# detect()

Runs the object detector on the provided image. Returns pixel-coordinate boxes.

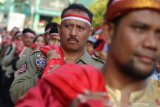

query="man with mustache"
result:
[10,3,104,103]
[15,0,160,107]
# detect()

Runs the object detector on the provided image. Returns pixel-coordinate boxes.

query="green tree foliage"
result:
[52,16,61,24]
[89,0,108,29]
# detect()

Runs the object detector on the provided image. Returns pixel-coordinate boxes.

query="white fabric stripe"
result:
[95,29,102,34]
[62,16,91,26]
[50,33,59,36]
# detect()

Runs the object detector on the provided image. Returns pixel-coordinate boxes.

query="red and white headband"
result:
[61,14,92,26]
[95,26,102,35]
[50,33,59,37]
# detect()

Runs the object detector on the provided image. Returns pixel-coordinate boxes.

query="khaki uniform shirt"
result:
[10,49,104,103]
[107,79,160,107]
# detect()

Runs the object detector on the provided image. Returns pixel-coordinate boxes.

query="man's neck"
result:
[102,63,147,92]
[61,48,84,63]
[102,59,148,106]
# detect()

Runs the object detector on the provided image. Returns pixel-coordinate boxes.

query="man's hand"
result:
[70,90,112,107]
[46,50,61,62]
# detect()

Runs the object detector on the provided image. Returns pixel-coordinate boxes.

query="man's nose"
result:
[70,27,78,37]
[143,32,157,51]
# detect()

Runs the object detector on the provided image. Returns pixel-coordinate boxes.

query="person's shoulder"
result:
[90,55,105,69]
[29,50,46,63]
[31,50,46,72]
[31,49,46,61]
[45,64,101,80]
[43,64,104,89]
[57,64,100,73]
[31,49,42,55]
[91,55,105,64]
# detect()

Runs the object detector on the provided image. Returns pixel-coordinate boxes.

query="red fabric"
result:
[62,14,91,22]
[95,39,105,51]
[40,45,64,77]
[30,43,37,49]
[40,45,55,55]
[16,64,107,107]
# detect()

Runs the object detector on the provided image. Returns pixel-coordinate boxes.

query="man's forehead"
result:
[62,19,87,25]
[126,10,160,22]
[119,10,160,30]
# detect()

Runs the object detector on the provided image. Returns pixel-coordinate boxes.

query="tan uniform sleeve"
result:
[9,51,46,103]
[16,48,33,69]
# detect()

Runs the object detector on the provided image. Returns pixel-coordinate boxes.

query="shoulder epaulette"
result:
[91,56,105,64]
[31,50,41,55]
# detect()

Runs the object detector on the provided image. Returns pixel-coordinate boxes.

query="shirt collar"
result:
[76,49,93,65]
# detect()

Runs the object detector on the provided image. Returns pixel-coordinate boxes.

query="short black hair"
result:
[45,22,58,34]
[61,3,93,23]
[14,31,22,38]
[22,28,36,36]
[14,31,20,36]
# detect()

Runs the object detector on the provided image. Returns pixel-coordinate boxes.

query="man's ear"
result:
[102,22,114,36]
[57,24,61,34]
[101,21,114,44]
[89,26,94,37]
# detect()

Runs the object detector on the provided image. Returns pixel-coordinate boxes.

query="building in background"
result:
[0,0,94,33]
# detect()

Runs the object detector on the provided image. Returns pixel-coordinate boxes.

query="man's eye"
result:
[77,26,85,31]
[132,26,146,32]
[64,24,74,30]
[156,31,160,40]
[131,23,149,33]
[63,24,70,28]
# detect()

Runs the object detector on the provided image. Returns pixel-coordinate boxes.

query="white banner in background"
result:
[7,13,26,31]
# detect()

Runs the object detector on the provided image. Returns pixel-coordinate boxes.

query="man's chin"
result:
[121,63,154,81]
[66,48,80,52]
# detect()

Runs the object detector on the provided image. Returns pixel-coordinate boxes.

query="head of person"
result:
[1,27,8,36]
[45,22,60,46]
[60,3,93,52]
[86,36,96,55]
[2,34,13,46]
[33,34,46,48]
[44,22,59,44]
[10,27,19,37]
[22,28,36,47]
[14,31,23,41]
[105,0,160,80]
[155,60,160,73]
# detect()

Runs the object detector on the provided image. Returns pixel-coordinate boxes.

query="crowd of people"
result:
[0,0,160,107]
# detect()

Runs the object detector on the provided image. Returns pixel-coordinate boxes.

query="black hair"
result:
[45,22,58,34]
[14,31,20,36]
[22,28,36,36]
[61,3,93,23]
[12,27,19,30]
[13,31,21,39]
